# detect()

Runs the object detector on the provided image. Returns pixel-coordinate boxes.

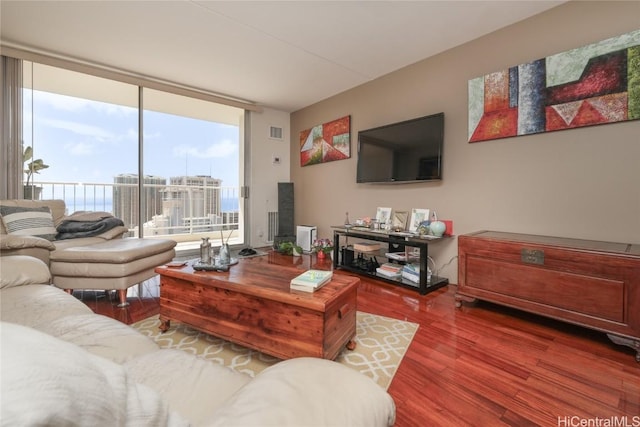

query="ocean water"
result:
[58,197,239,215]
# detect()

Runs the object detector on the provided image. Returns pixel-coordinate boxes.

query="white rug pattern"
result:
[132,311,418,389]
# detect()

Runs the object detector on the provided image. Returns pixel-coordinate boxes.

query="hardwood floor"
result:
[77,251,640,426]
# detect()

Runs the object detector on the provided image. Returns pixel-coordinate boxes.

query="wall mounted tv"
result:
[356,112,444,184]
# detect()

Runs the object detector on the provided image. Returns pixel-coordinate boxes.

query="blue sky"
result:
[24,90,240,188]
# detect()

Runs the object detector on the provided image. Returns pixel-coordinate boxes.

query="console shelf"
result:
[332,226,449,295]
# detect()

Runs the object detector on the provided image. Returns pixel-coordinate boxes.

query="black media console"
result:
[332,225,449,295]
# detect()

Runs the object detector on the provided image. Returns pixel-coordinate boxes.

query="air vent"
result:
[267,211,278,242]
[269,126,284,140]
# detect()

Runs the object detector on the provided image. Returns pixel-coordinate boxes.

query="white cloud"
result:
[64,142,93,156]
[173,139,237,159]
[43,118,114,141]
[34,90,135,117]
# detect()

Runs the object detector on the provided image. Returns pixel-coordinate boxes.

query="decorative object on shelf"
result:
[429,211,446,237]
[417,221,430,236]
[442,220,454,236]
[354,217,372,228]
[409,208,430,233]
[468,29,640,143]
[391,211,408,232]
[312,238,334,258]
[375,207,392,229]
[300,115,351,166]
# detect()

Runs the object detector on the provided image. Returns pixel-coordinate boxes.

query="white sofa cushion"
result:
[207,357,397,427]
[125,349,252,426]
[38,313,159,364]
[0,322,188,427]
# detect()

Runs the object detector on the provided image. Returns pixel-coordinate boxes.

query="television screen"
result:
[356,112,444,184]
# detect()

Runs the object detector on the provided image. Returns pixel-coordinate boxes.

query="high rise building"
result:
[113,174,166,229]
[161,175,222,233]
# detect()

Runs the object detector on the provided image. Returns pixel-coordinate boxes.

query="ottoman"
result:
[50,238,176,307]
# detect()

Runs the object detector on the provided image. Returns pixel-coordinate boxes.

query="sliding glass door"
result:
[141,89,244,245]
[22,62,138,213]
[21,61,245,246]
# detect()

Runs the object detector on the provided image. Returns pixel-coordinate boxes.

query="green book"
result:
[290,269,333,292]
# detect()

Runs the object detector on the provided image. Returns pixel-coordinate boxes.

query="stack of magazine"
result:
[376,263,403,279]
[401,264,432,284]
[290,269,333,292]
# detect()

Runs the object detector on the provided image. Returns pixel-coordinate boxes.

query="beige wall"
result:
[290,1,640,283]
[247,108,291,248]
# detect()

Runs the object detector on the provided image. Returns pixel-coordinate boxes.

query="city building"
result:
[112,174,165,230]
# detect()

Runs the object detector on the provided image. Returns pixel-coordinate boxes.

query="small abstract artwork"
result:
[300,115,350,166]
[468,29,640,143]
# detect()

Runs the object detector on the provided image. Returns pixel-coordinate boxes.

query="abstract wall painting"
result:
[300,115,350,166]
[468,29,640,143]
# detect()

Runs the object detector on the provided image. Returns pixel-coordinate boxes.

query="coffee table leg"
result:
[159,317,171,332]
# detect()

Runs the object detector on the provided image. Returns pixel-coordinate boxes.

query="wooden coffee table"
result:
[154,254,358,360]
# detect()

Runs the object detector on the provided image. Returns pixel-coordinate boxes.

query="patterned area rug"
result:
[132,311,418,390]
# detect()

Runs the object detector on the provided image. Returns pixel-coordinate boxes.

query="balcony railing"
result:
[29,180,242,243]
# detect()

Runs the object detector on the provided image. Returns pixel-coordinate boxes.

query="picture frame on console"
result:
[392,211,408,231]
[376,207,392,226]
[409,208,430,233]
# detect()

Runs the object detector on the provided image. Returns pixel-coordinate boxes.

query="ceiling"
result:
[0,1,565,112]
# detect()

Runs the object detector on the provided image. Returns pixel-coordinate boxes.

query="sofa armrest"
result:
[0,234,56,251]
[0,255,51,289]
[0,235,56,264]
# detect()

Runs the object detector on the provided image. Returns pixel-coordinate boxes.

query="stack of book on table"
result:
[376,262,403,279]
[290,269,333,292]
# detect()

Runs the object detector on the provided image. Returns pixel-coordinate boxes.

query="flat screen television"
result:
[356,112,444,184]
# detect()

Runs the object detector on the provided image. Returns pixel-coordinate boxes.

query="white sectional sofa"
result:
[0,255,396,426]
[0,199,176,306]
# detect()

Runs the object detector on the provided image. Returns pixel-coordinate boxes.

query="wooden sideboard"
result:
[456,231,640,361]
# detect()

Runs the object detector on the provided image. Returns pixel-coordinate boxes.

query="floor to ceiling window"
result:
[21,61,245,247]
[140,89,244,244]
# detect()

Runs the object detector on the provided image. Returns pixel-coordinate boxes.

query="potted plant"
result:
[312,238,334,259]
[23,146,49,200]
[278,241,304,256]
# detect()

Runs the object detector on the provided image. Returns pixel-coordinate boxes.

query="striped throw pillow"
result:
[0,206,57,241]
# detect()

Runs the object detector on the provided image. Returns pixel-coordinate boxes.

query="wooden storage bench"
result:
[456,231,640,361]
